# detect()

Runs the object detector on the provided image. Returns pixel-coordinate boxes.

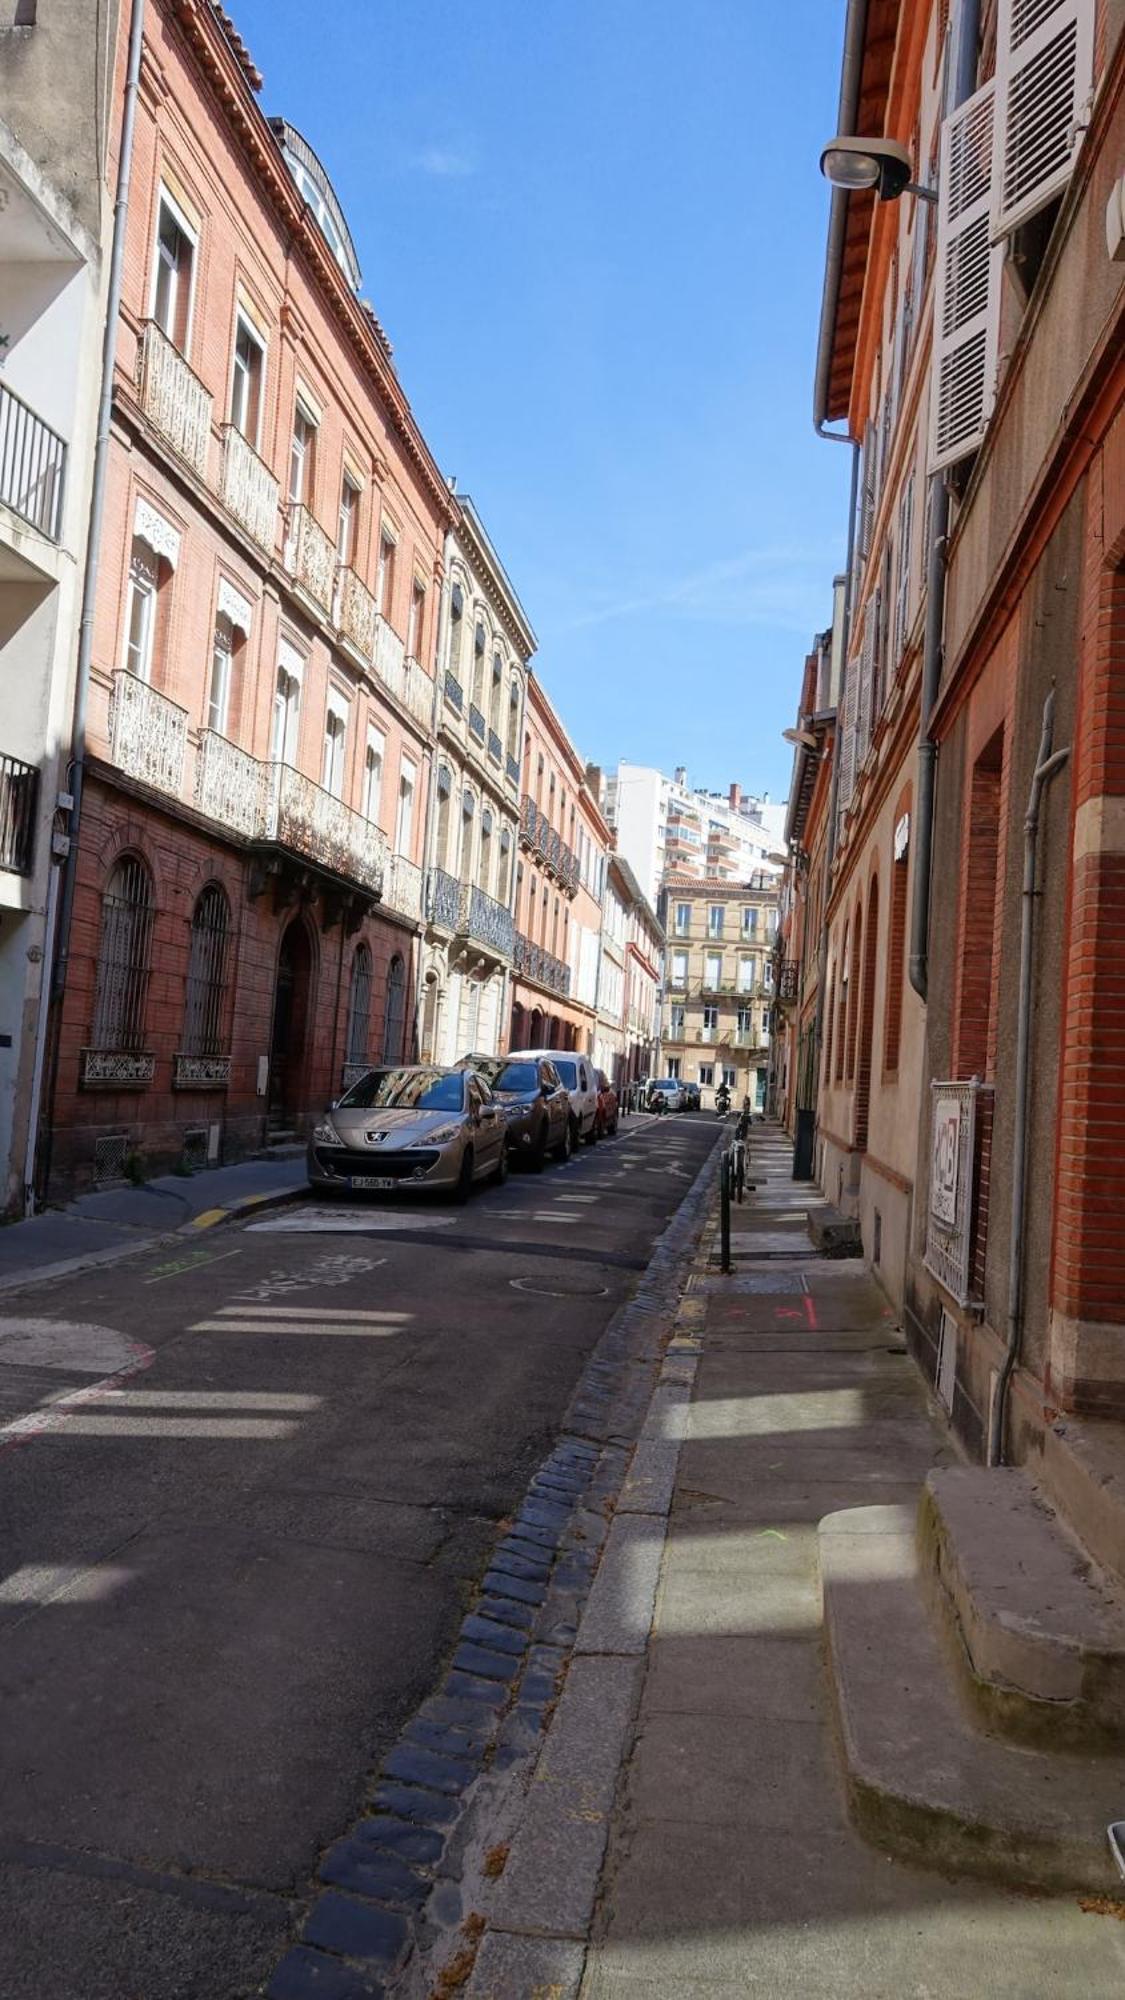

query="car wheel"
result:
[493,1144,509,1186]
[586,1113,600,1146]
[453,1146,474,1203]
[531,1121,549,1172]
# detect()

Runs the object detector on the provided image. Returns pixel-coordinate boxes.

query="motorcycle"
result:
[715,1086,731,1118]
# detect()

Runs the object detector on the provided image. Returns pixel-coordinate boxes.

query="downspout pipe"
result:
[988,690,1069,1467]
[908,0,982,999]
[35,0,146,1202]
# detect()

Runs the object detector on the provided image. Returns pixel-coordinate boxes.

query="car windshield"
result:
[335,1068,389,1108]
[461,1056,505,1085]
[373,1068,465,1113]
[491,1062,540,1093]
[553,1060,578,1088]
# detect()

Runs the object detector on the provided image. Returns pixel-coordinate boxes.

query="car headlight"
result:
[426,1124,463,1146]
[312,1119,343,1144]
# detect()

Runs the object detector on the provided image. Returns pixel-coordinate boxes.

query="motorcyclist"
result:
[715,1082,731,1117]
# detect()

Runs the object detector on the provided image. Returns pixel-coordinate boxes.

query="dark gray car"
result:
[457,1054,572,1168]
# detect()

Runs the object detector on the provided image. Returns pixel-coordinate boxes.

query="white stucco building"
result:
[605,762,785,907]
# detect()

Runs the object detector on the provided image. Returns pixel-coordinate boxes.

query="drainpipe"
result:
[909,0,981,999]
[988,689,1069,1467]
[32,0,145,1208]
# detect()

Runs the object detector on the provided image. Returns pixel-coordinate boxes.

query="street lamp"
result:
[819,136,937,204]
[783,727,820,751]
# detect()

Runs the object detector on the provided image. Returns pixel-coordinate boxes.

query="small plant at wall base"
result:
[122,1149,146,1186]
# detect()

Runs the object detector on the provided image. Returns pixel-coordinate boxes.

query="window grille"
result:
[183,884,231,1057]
[93,1133,129,1186]
[346,944,372,1066]
[91,857,154,1050]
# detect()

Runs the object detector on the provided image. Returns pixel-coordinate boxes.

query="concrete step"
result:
[1039,1415,1125,1591]
[920,1467,1125,1748]
[819,1506,1122,1892]
[807,1204,862,1257]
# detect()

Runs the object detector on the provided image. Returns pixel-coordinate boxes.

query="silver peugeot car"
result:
[308,1064,508,1199]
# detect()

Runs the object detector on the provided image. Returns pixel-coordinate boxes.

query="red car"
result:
[594,1069,620,1138]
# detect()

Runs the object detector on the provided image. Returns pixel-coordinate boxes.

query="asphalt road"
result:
[0,1111,719,2000]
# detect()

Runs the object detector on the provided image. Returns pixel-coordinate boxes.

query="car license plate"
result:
[349,1175,395,1191]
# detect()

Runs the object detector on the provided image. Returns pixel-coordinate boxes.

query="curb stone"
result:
[263,1124,724,2000]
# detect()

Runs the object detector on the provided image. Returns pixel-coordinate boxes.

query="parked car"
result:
[647,1077,685,1114]
[511,1048,600,1144]
[681,1081,702,1111]
[308,1064,508,1199]
[594,1069,620,1137]
[456,1054,572,1167]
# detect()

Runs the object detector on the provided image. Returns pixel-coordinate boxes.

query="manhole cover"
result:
[510,1276,609,1300]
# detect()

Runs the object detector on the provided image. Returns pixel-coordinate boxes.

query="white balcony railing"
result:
[374,614,406,701]
[337,565,377,660]
[262,763,387,894]
[402,656,435,732]
[286,504,336,615]
[138,321,212,480]
[384,851,423,923]
[194,728,262,839]
[220,425,279,553]
[109,670,188,798]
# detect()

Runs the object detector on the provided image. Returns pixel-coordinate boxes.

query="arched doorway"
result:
[510,1000,526,1050]
[269,919,313,1129]
[383,952,407,1063]
[421,972,441,1065]
[529,1006,545,1046]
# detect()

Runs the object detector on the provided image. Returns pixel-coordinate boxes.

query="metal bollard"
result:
[720,1150,732,1273]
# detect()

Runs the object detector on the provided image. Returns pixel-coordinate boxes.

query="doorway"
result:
[269,920,312,1130]
[383,952,407,1064]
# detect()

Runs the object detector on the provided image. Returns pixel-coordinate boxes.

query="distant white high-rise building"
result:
[603,764,785,906]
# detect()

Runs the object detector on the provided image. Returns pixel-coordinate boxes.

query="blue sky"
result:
[232,0,852,802]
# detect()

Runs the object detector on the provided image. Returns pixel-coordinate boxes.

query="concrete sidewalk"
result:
[0,1155,305,1293]
[572,1126,1125,1998]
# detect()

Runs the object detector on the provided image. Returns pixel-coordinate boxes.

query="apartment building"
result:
[594,852,664,1087]
[418,498,531,1067]
[510,678,610,1054]
[606,761,785,906]
[0,1,118,1215]
[660,875,777,1109]
[45,0,454,1190]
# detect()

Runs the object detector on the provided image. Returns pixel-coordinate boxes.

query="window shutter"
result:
[855,600,876,769]
[992,0,1094,239]
[895,474,914,658]
[837,642,860,826]
[929,80,1003,472]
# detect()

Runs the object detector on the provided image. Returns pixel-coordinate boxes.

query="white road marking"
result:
[0,1317,155,1450]
[86,1389,321,1411]
[0,1563,132,1606]
[248,1208,456,1233]
[218,1306,404,1322]
[234,1253,382,1300]
[54,1414,301,1439]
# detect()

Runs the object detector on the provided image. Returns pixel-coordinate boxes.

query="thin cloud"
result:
[412,145,476,178]
[568,544,841,635]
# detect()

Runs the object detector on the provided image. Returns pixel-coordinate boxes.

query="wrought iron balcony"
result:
[444,671,463,714]
[506,752,521,789]
[462,883,515,958]
[194,729,263,839]
[0,753,39,875]
[337,564,377,660]
[375,613,405,695]
[402,657,435,732]
[778,958,800,1002]
[520,791,537,846]
[513,930,571,997]
[285,504,336,615]
[138,321,211,480]
[385,851,423,923]
[488,729,503,767]
[0,382,65,540]
[109,670,188,798]
[220,424,278,552]
[469,703,486,743]
[261,762,386,893]
[536,807,551,859]
[427,865,463,930]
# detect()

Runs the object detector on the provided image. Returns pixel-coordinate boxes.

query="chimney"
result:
[729,782,741,811]
[585,762,603,805]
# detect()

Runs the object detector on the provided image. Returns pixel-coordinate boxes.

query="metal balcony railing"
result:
[220,424,278,552]
[109,670,188,799]
[401,658,435,732]
[488,729,503,767]
[463,884,515,957]
[0,382,65,540]
[337,564,377,659]
[469,703,486,743]
[778,959,800,1002]
[514,930,571,997]
[285,504,336,615]
[193,729,386,892]
[194,729,262,839]
[506,752,521,788]
[427,865,463,930]
[0,753,39,874]
[444,670,463,714]
[138,321,211,479]
[384,852,423,923]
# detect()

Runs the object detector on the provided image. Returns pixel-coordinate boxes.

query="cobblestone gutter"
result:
[264,1131,725,2000]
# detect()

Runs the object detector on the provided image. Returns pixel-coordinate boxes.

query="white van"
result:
[510,1047,600,1145]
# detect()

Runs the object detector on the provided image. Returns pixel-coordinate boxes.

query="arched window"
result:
[436,764,453,868]
[383,952,406,1063]
[490,651,503,731]
[508,680,521,758]
[447,583,464,682]
[346,942,372,1067]
[92,855,154,1051]
[460,787,475,876]
[479,806,493,893]
[472,620,487,711]
[498,826,512,905]
[183,882,231,1057]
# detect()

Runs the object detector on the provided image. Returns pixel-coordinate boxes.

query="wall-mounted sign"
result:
[931,1094,961,1227]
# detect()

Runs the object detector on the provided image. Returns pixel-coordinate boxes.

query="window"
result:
[703,1004,718,1035]
[742,907,758,936]
[289,401,317,507]
[704,950,722,990]
[738,955,755,992]
[666,1057,681,1079]
[671,949,689,987]
[669,1003,685,1036]
[761,1010,770,1042]
[123,539,159,682]
[762,959,773,991]
[674,902,690,935]
[346,944,372,1067]
[151,191,195,351]
[737,1005,752,1035]
[699,1063,715,1087]
[337,473,360,566]
[459,787,476,876]
[271,652,302,763]
[490,652,503,731]
[407,581,424,660]
[91,856,153,1051]
[708,904,724,937]
[448,584,464,677]
[722,1065,737,1089]
[382,952,406,1063]
[498,827,512,904]
[507,680,520,757]
[479,806,493,892]
[377,530,396,617]
[396,755,417,857]
[363,727,385,824]
[229,313,264,443]
[321,691,349,798]
[183,883,231,1057]
[207,613,234,734]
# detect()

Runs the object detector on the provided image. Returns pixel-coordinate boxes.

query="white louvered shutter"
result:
[992,0,1094,240]
[837,648,860,825]
[929,81,1003,472]
[855,600,876,769]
